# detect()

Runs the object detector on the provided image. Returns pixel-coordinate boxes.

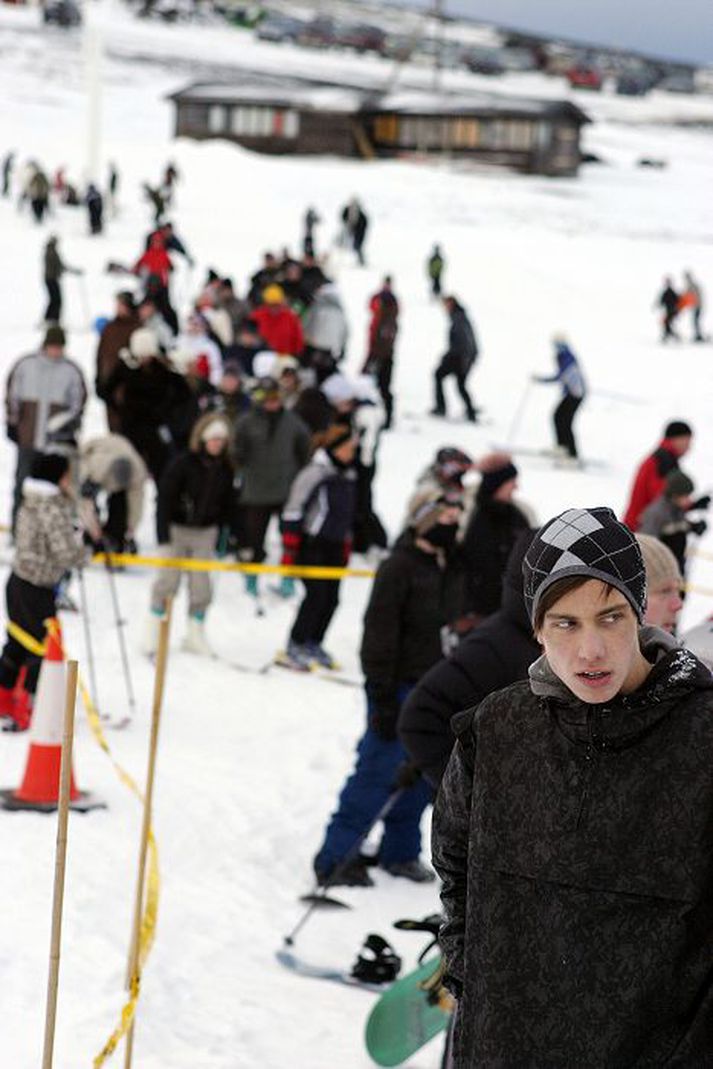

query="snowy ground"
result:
[1,5,713,1067]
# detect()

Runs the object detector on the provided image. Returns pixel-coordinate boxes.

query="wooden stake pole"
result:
[41,660,79,1069]
[123,604,172,1069]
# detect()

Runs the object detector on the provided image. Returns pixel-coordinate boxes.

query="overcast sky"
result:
[397,1,713,66]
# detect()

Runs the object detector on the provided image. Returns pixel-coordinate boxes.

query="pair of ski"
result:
[226,653,363,689]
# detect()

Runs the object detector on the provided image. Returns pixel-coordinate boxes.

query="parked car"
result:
[336,22,386,54]
[616,72,654,96]
[42,0,81,27]
[566,66,603,91]
[256,14,305,43]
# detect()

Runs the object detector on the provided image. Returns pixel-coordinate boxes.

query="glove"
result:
[393,762,421,789]
[688,519,707,536]
[279,576,295,598]
[692,495,711,511]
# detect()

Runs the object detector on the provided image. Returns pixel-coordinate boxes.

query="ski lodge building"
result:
[169,82,590,177]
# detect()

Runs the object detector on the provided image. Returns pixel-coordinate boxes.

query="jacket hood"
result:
[528,625,713,747]
[188,411,231,453]
[22,477,61,499]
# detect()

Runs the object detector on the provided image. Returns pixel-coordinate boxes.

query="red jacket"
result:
[623,439,681,531]
[135,244,172,287]
[250,305,304,356]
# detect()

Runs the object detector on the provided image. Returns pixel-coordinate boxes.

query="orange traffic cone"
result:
[0,619,104,813]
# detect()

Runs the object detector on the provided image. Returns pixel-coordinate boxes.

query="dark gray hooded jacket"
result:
[432,628,713,1067]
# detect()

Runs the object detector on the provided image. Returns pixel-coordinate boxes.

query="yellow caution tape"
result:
[93,551,374,579]
[79,678,160,1067]
[6,620,46,657]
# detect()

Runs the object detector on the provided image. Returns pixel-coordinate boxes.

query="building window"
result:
[283,110,300,138]
[180,103,209,129]
[451,118,480,148]
[209,105,226,133]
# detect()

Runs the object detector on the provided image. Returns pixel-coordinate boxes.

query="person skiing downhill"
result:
[431,297,479,423]
[531,334,586,462]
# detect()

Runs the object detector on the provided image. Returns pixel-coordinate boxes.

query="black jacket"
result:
[432,630,713,1067]
[447,306,478,374]
[399,532,539,787]
[360,532,463,704]
[460,494,530,617]
[101,358,191,435]
[157,449,234,543]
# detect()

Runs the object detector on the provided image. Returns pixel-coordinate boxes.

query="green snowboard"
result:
[365,955,453,1066]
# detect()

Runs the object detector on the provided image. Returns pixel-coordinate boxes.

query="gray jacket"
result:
[233,407,311,506]
[303,284,349,357]
[6,351,87,450]
[14,479,87,587]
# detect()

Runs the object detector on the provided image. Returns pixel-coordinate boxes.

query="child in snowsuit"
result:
[0,453,87,731]
[279,425,358,670]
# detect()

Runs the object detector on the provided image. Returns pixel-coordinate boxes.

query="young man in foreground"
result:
[432,506,713,1067]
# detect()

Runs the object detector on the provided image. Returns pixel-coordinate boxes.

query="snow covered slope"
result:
[0,5,712,1067]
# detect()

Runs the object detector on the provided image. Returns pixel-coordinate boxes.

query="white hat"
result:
[129,328,159,359]
[252,351,280,379]
[322,373,355,406]
[200,418,230,442]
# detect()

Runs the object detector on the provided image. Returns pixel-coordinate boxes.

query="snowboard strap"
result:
[351,934,402,985]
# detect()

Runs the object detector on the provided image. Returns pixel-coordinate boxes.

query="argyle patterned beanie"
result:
[523,506,647,624]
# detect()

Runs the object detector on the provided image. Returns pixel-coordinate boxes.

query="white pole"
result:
[84,8,102,183]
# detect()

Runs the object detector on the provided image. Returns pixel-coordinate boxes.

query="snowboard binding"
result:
[351,934,402,985]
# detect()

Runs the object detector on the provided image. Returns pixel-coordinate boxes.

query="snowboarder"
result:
[313,489,464,886]
[623,419,693,532]
[638,470,709,578]
[433,506,713,1065]
[531,334,586,462]
[431,296,479,423]
[0,453,88,732]
[427,244,444,298]
[364,276,399,429]
[42,234,82,325]
[656,276,680,342]
[5,325,87,527]
[85,181,104,235]
[278,425,358,670]
[144,413,235,657]
[340,197,369,266]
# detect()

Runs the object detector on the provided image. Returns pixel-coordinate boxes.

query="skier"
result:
[27,164,50,223]
[680,270,705,342]
[340,197,369,266]
[363,276,399,429]
[278,425,358,670]
[656,276,680,342]
[79,434,148,554]
[85,182,104,235]
[0,453,88,732]
[427,244,444,298]
[302,281,349,383]
[432,506,713,1065]
[638,470,709,578]
[531,334,586,462]
[622,419,693,531]
[431,296,479,423]
[233,376,311,602]
[313,489,464,887]
[460,454,530,620]
[143,182,165,226]
[5,325,87,527]
[107,160,119,215]
[42,235,82,325]
[144,413,235,656]
[95,291,139,431]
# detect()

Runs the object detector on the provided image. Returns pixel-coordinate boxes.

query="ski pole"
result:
[105,552,137,719]
[283,787,405,948]
[505,378,532,446]
[77,567,100,714]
